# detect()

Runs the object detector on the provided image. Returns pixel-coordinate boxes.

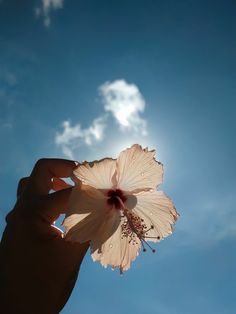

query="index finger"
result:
[28,158,78,195]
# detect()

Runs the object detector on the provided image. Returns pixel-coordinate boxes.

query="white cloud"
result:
[55,79,148,158]
[55,116,107,159]
[100,79,147,136]
[35,0,64,27]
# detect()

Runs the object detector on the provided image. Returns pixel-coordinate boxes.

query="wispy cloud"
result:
[35,0,64,27]
[55,116,107,159]
[55,79,148,158]
[100,79,147,136]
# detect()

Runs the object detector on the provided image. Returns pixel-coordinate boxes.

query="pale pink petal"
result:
[126,191,179,242]
[90,209,121,254]
[116,144,163,192]
[73,158,116,189]
[63,185,108,243]
[64,144,179,272]
[91,213,141,271]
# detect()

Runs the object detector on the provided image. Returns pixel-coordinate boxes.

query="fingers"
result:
[39,187,73,223]
[52,178,73,191]
[28,159,78,195]
[17,177,29,197]
[14,159,78,225]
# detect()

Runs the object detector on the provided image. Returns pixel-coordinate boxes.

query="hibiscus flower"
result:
[63,144,179,273]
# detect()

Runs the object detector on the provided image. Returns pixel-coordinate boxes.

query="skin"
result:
[0,159,89,314]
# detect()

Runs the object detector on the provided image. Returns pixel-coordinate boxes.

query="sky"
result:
[0,0,235,313]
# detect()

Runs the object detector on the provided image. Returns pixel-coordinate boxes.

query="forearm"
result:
[0,222,81,314]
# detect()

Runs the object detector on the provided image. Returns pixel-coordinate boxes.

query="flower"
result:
[63,144,179,272]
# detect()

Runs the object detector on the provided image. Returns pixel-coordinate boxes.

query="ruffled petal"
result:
[64,144,179,272]
[116,144,163,192]
[126,191,179,242]
[91,212,141,271]
[63,185,108,243]
[73,158,116,189]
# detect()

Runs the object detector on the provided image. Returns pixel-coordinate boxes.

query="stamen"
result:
[145,236,161,240]
[141,238,156,253]
[142,225,154,234]
[117,196,158,254]
[140,240,147,252]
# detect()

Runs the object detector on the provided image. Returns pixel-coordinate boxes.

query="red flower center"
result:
[107,189,127,209]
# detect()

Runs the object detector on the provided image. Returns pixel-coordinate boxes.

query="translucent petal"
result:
[90,209,121,254]
[116,144,163,192]
[63,185,108,243]
[91,213,141,271]
[126,190,179,242]
[73,158,116,189]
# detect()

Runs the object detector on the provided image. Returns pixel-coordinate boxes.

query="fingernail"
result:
[73,161,79,167]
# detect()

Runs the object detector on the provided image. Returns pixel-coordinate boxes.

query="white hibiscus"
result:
[63,144,179,272]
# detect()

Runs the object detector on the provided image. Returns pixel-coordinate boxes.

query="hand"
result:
[0,159,89,314]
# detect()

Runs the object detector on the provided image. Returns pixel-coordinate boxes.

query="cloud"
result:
[100,79,147,136]
[35,0,64,27]
[55,116,107,159]
[55,79,148,158]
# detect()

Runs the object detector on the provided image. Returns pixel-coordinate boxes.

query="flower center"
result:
[107,189,127,210]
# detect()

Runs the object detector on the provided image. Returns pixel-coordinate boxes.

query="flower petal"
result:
[73,158,116,189]
[63,185,108,243]
[91,213,141,271]
[126,191,179,242]
[116,144,163,192]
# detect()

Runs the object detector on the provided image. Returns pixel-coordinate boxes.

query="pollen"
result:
[121,211,158,252]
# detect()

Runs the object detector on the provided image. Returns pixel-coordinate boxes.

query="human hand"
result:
[0,159,89,314]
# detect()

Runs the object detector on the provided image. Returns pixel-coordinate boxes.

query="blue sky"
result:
[0,0,235,313]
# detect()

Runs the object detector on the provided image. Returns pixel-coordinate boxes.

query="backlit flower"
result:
[63,144,179,272]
